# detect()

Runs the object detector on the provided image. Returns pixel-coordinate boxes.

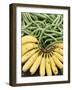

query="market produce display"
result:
[21,12,63,76]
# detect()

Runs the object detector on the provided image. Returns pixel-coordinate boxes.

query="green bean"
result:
[46,42,55,48]
[35,21,44,25]
[25,12,33,22]
[46,41,61,48]
[31,28,42,35]
[39,28,46,45]
[53,15,61,29]
[57,26,63,32]
[56,37,63,40]
[48,34,57,41]
[22,30,29,35]
[49,14,56,20]
[22,13,30,24]
[58,16,63,26]
[45,29,62,35]
[22,28,31,33]
[28,26,37,30]
[44,38,52,44]
[22,23,32,30]
[21,12,63,48]
[30,13,38,21]
[44,33,57,41]
[35,31,41,38]
[44,24,51,30]
[32,13,46,19]
[42,35,48,39]
[52,15,60,24]
[43,14,53,22]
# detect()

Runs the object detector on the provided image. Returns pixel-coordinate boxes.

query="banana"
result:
[22,51,39,72]
[30,54,42,75]
[22,35,38,44]
[53,52,63,62]
[21,43,38,56]
[49,55,58,75]
[46,55,52,76]
[54,48,63,56]
[40,55,45,76]
[52,54,63,69]
[22,49,38,63]
[54,43,63,49]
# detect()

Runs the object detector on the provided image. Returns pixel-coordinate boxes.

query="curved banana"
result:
[22,51,39,72]
[55,43,63,49]
[46,55,52,76]
[22,49,38,63]
[53,52,63,63]
[22,43,38,56]
[54,48,63,56]
[52,54,63,69]
[22,35,38,44]
[30,54,42,75]
[49,55,58,75]
[40,55,45,76]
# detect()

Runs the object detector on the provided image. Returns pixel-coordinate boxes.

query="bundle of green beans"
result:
[21,12,63,49]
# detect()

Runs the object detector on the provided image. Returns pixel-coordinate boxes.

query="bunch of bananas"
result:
[22,35,63,76]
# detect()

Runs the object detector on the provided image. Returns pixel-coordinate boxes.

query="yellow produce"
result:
[21,35,63,76]
[21,43,38,56]
[55,43,63,49]
[22,35,38,44]
[30,54,42,75]
[53,52,63,62]
[40,55,45,76]
[46,55,52,76]
[49,55,58,75]
[52,54,63,69]
[22,49,38,63]
[22,51,39,72]
[54,48,63,56]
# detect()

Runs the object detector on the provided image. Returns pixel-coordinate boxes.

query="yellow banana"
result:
[52,54,63,69]
[22,35,38,44]
[53,52,63,62]
[49,55,58,75]
[22,49,38,63]
[55,43,63,49]
[22,51,39,72]
[30,54,42,75]
[46,55,52,76]
[21,43,38,56]
[40,55,45,76]
[54,48,63,56]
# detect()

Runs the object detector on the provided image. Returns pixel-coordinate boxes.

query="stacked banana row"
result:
[21,35,63,76]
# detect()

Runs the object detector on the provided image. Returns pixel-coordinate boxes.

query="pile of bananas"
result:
[22,35,63,76]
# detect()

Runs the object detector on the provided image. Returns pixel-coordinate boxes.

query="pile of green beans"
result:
[21,12,63,48]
